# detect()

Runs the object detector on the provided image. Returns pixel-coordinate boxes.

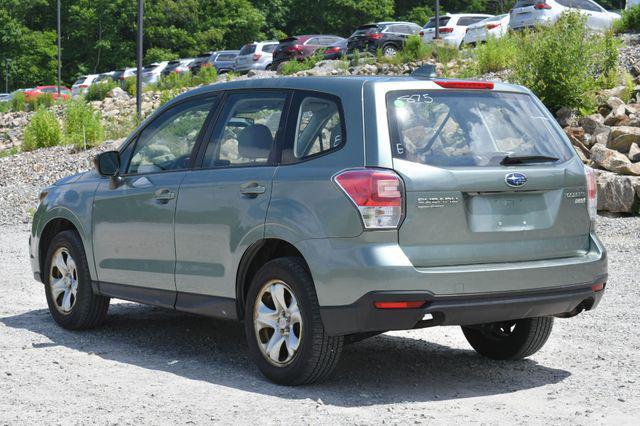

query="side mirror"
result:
[94,151,121,177]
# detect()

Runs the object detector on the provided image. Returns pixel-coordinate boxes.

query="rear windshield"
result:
[514,1,536,7]
[216,53,237,61]
[74,77,87,85]
[351,25,380,36]
[386,91,573,167]
[262,43,277,53]
[424,17,451,28]
[240,44,256,55]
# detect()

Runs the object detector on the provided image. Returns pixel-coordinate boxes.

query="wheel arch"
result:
[38,216,85,281]
[235,238,310,319]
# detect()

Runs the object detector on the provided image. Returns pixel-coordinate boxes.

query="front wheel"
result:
[244,257,343,385]
[461,317,554,360]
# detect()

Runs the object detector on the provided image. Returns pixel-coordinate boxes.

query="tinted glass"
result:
[240,44,256,55]
[74,77,87,85]
[424,17,451,28]
[290,96,343,160]
[262,43,277,53]
[216,53,237,61]
[458,17,487,26]
[351,26,380,36]
[127,97,215,174]
[203,93,286,167]
[557,0,601,11]
[514,0,536,7]
[387,91,572,167]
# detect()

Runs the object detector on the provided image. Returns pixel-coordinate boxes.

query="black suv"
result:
[347,21,422,57]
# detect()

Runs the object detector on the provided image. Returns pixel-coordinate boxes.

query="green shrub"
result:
[123,76,137,97]
[472,34,518,74]
[10,92,26,112]
[26,93,55,111]
[22,109,62,151]
[279,54,323,75]
[0,101,9,113]
[63,100,104,149]
[194,65,218,85]
[398,34,431,62]
[152,72,193,91]
[512,12,618,112]
[159,89,180,106]
[86,80,118,101]
[613,5,640,34]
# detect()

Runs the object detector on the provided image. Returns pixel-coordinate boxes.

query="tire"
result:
[462,317,554,360]
[244,257,343,385]
[44,230,110,330]
[381,44,398,57]
[265,64,272,71]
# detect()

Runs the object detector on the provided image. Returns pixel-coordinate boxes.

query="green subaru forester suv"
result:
[29,76,607,385]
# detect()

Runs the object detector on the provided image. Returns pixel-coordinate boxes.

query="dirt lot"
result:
[1,218,639,425]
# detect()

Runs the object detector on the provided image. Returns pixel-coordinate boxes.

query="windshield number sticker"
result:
[396,94,434,105]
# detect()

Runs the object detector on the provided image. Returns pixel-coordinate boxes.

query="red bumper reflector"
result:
[591,283,605,292]
[374,301,425,309]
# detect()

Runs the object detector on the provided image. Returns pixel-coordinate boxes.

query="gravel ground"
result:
[0,216,638,424]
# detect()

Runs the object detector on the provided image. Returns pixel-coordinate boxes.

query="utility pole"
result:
[136,0,143,121]
[57,0,61,95]
[435,0,440,40]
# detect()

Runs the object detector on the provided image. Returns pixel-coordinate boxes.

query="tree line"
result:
[0,0,625,89]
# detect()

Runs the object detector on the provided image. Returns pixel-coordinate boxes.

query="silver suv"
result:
[234,41,279,73]
[29,76,607,385]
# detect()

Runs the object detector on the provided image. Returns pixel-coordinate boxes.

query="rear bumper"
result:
[320,281,606,336]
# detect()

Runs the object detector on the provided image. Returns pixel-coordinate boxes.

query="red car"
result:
[24,86,72,101]
[272,35,345,70]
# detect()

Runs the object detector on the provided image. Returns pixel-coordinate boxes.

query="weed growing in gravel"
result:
[124,77,137,97]
[279,54,324,75]
[0,101,9,113]
[86,81,118,102]
[194,66,219,85]
[469,34,518,75]
[613,5,640,34]
[63,100,105,149]
[0,147,19,157]
[10,92,26,112]
[22,109,62,151]
[152,72,192,91]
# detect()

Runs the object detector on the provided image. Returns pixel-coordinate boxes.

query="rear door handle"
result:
[240,182,266,197]
[154,188,176,203]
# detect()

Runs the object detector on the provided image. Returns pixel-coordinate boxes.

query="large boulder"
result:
[107,87,130,100]
[629,143,640,162]
[603,104,629,126]
[578,114,605,134]
[556,107,577,127]
[595,170,639,213]
[608,126,640,152]
[606,96,625,110]
[591,144,640,175]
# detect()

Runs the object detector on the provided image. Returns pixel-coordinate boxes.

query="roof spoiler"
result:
[410,64,437,79]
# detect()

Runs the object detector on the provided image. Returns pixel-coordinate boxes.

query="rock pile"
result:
[558,90,640,213]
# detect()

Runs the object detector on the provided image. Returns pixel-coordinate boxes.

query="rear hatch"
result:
[510,1,544,29]
[237,44,256,66]
[273,37,299,62]
[385,87,590,268]
[421,17,452,40]
[348,24,380,51]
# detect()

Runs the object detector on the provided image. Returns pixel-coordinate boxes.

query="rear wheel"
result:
[244,257,343,385]
[381,44,398,57]
[461,317,554,360]
[44,230,110,330]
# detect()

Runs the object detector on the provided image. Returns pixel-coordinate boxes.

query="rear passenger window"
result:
[284,95,344,162]
[203,92,287,167]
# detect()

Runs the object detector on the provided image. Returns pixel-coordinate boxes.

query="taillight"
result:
[367,33,383,40]
[534,1,552,9]
[78,84,88,88]
[324,46,340,54]
[486,23,501,29]
[286,44,303,53]
[334,168,404,229]
[419,30,424,36]
[374,301,425,309]
[252,53,262,61]
[585,166,597,224]
[435,80,494,89]
[439,27,454,33]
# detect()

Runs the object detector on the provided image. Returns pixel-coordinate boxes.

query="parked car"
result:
[162,58,195,77]
[0,93,9,102]
[234,42,279,73]
[140,62,170,86]
[194,51,240,74]
[24,86,71,101]
[94,71,117,84]
[323,39,348,60]
[71,74,100,97]
[112,68,137,89]
[509,0,620,31]
[463,14,510,46]
[31,75,607,385]
[272,35,345,69]
[420,14,493,48]
[347,22,422,57]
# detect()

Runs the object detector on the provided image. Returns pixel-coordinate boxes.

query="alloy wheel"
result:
[49,247,78,315]
[253,280,303,366]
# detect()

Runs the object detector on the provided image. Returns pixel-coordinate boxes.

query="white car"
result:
[420,14,494,48]
[234,41,279,73]
[71,74,100,97]
[509,0,620,32]
[141,61,170,86]
[463,14,510,45]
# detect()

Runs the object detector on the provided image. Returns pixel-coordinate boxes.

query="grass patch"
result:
[0,146,19,158]
[22,109,62,151]
[63,100,105,149]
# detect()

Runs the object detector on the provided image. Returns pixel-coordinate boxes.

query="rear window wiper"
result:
[500,155,559,165]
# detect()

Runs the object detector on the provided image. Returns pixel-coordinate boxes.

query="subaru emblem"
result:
[505,172,527,188]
